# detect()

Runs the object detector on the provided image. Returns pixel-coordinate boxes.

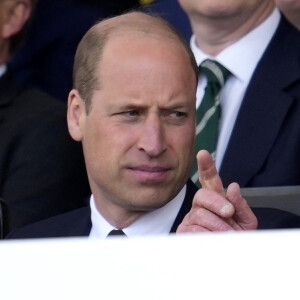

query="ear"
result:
[2,0,31,39]
[67,89,86,142]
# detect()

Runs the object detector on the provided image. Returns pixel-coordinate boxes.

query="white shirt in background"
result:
[191,8,281,171]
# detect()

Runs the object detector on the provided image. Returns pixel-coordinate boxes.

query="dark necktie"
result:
[107,229,127,237]
[191,59,231,186]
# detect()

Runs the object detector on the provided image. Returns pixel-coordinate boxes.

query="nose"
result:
[137,115,167,158]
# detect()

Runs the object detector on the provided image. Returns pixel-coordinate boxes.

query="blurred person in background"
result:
[177,0,300,188]
[0,0,90,236]
[9,0,146,101]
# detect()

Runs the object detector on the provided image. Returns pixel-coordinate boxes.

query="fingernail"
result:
[220,203,234,217]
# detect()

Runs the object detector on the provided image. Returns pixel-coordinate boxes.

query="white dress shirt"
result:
[191,8,281,171]
[89,185,186,238]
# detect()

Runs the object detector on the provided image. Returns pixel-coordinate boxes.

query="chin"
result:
[128,201,169,212]
[124,192,172,212]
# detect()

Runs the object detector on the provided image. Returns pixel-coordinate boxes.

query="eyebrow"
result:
[108,99,194,109]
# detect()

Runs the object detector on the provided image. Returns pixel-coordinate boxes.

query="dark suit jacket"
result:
[6,180,300,239]
[142,0,192,41]
[220,17,300,187]
[0,71,90,234]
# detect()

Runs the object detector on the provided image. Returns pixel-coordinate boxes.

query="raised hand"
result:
[177,150,258,233]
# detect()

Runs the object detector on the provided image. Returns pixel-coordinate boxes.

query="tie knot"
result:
[200,59,231,88]
[107,229,127,237]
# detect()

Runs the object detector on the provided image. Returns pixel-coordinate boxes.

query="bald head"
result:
[73,11,198,113]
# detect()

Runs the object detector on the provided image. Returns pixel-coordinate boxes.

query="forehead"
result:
[104,29,186,58]
[97,30,195,84]
[90,31,196,111]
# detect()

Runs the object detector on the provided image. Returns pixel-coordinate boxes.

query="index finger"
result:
[197,150,225,196]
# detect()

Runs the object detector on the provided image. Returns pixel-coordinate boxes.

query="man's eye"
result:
[126,110,139,117]
[171,111,187,118]
[116,110,139,118]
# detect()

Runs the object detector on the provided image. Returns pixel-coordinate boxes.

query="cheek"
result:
[82,120,109,166]
[168,126,195,158]
[84,122,138,163]
[182,130,196,164]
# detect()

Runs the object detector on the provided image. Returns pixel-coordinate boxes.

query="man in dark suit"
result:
[177,0,300,188]
[7,11,300,240]
[0,0,90,235]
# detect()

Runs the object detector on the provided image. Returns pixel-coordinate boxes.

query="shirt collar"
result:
[0,64,7,78]
[191,8,281,83]
[89,185,187,239]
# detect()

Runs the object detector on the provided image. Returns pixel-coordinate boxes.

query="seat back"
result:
[241,185,300,216]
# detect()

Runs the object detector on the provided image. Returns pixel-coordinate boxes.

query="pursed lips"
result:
[127,165,172,181]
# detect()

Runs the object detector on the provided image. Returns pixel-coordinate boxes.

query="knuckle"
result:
[215,221,232,231]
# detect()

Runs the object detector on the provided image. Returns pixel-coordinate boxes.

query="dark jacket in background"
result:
[0,71,90,235]
[219,17,300,188]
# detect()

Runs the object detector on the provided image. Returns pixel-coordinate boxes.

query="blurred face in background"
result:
[0,0,8,59]
[0,0,31,62]
[177,0,274,19]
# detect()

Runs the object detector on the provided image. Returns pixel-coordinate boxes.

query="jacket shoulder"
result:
[6,207,91,239]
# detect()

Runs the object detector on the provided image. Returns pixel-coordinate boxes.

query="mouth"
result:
[127,165,172,182]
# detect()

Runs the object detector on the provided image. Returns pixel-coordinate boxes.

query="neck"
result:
[93,196,147,229]
[0,41,9,65]
[101,206,146,229]
[190,2,275,56]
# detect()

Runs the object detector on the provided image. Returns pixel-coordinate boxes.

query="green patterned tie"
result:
[191,60,231,186]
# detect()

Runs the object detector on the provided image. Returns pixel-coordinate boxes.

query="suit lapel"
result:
[62,206,92,237]
[170,180,198,233]
[220,17,300,187]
